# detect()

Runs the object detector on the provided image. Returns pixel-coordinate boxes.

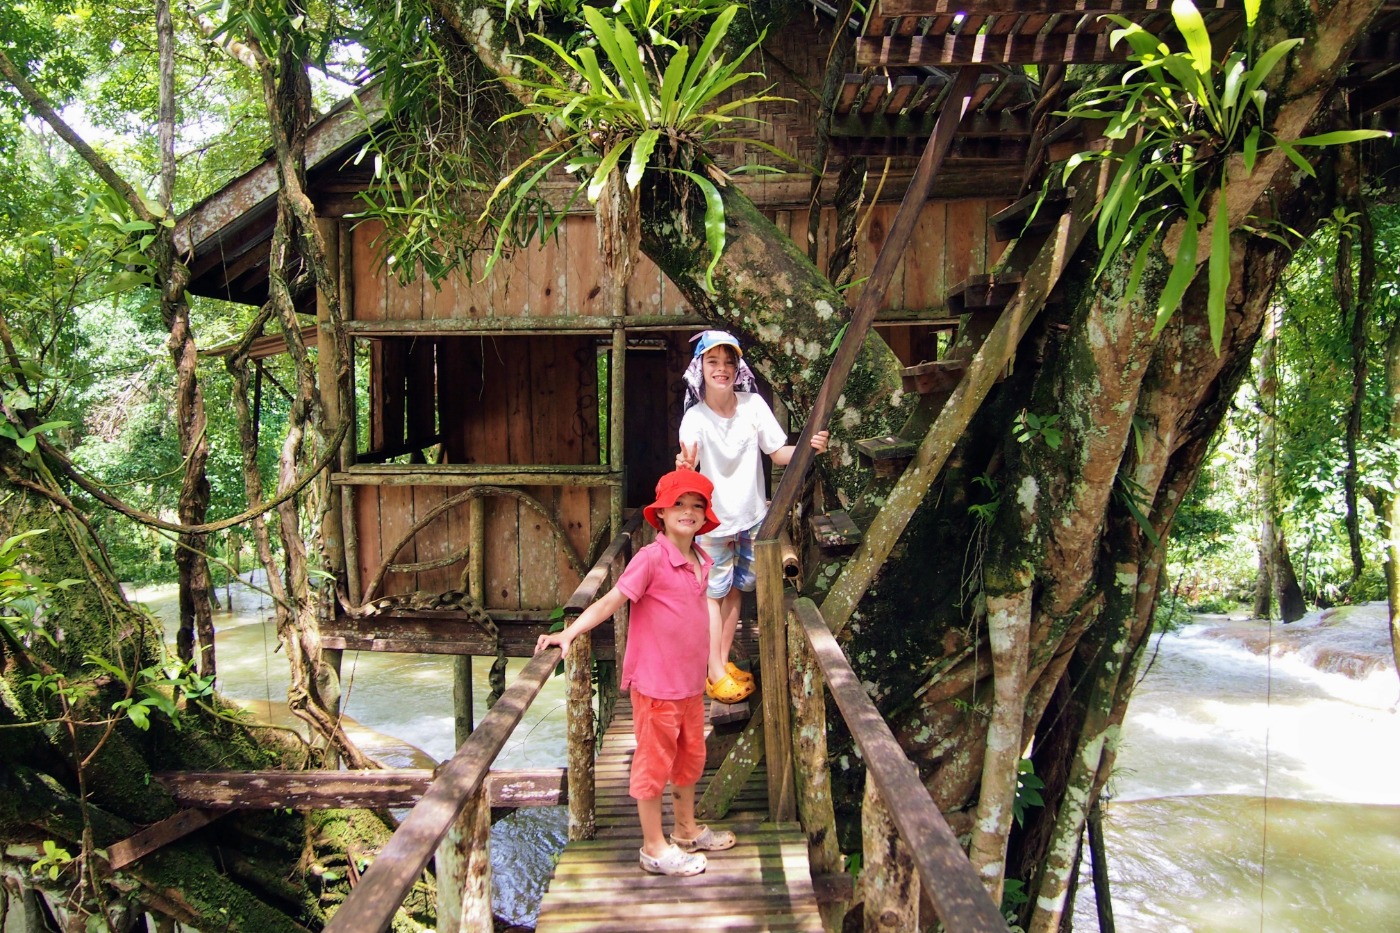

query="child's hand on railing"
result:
[811,430,830,454]
[535,629,573,655]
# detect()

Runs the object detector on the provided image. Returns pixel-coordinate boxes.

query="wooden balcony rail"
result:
[322,650,558,933]
[791,597,1010,933]
[562,510,644,840]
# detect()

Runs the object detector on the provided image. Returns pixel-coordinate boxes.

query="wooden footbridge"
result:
[152,0,1400,923]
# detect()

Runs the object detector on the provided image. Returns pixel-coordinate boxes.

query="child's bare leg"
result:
[718,587,742,663]
[641,790,672,857]
[638,795,669,857]
[707,596,728,683]
[671,783,699,841]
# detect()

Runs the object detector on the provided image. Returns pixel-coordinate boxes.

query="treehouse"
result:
[175,14,1052,660]
[151,3,1400,931]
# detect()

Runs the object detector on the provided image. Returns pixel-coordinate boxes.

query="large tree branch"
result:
[0,49,156,223]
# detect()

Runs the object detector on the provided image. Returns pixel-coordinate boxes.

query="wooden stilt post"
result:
[566,629,596,840]
[454,496,486,747]
[755,538,794,821]
[315,215,346,766]
[862,772,920,933]
[789,612,844,933]
[434,785,492,932]
[609,325,626,534]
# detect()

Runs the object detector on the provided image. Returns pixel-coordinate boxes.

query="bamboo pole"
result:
[609,325,626,535]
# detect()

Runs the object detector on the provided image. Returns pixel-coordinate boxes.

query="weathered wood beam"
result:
[818,161,1110,635]
[697,705,765,821]
[756,542,795,822]
[106,809,223,871]
[793,599,1009,932]
[344,315,701,335]
[154,769,568,810]
[758,65,984,540]
[321,614,616,659]
[331,465,621,488]
[324,650,557,933]
[829,110,1031,141]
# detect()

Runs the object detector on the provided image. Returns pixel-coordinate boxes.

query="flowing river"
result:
[128,582,1400,931]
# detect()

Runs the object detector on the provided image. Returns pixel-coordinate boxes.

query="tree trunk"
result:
[1258,305,1308,621]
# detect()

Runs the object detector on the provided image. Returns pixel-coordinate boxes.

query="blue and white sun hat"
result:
[684,330,757,408]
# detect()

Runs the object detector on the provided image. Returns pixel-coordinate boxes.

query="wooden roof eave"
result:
[174,82,388,263]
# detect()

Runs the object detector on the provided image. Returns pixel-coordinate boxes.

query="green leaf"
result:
[1243,125,1261,174]
[825,321,849,357]
[1291,129,1394,147]
[1171,0,1213,73]
[1206,202,1230,355]
[1153,215,1200,336]
[587,141,632,203]
[626,129,661,191]
[672,169,727,294]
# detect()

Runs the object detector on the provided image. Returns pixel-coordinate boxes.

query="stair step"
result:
[901,359,966,395]
[947,273,1024,313]
[809,511,862,555]
[990,186,1074,241]
[854,435,918,478]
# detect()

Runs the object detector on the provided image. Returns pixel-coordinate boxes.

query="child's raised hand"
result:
[675,441,699,471]
[810,430,830,454]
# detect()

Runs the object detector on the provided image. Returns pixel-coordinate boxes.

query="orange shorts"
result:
[628,689,706,799]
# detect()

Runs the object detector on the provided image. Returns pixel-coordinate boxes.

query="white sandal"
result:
[670,824,737,853]
[639,843,707,876]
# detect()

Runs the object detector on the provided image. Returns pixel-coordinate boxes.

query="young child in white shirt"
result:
[676,330,829,703]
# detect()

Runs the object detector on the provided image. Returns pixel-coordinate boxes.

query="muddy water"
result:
[130,581,1400,931]
[1076,606,1400,932]
[127,578,569,927]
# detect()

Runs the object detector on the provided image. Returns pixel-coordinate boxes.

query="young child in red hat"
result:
[535,469,737,876]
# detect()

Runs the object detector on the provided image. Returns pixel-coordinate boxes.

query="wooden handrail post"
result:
[434,785,492,932]
[565,629,596,840]
[755,538,794,821]
[862,772,920,933]
[788,610,844,933]
[792,598,1009,932]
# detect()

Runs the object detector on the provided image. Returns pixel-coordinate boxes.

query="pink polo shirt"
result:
[615,535,712,700]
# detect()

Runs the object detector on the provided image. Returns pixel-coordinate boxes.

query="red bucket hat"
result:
[643,470,721,535]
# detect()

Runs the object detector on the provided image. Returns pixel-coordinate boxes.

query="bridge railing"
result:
[323,513,645,933]
[559,510,645,840]
[779,590,1011,933]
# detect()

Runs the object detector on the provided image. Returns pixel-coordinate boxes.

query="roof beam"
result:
[877,0,1237,14]
[857,31,1124,67]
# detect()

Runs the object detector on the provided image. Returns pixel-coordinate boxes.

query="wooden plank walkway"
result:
[536,697,826,932]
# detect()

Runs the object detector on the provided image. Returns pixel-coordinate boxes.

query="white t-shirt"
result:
[679,392,788,537]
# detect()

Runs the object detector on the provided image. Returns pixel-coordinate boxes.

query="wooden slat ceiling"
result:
[831,0,1400,156]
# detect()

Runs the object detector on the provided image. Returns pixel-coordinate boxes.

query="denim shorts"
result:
[699,521,758,599]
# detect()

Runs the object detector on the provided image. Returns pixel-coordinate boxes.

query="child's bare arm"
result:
[771,430,830,466]
[534,586,630,655]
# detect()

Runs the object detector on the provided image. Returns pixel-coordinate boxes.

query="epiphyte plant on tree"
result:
[483,0,790,291]
[1059,0,1389,352]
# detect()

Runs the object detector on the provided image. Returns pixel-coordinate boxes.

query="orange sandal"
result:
[725,661,754,684]
[706,673,754,703]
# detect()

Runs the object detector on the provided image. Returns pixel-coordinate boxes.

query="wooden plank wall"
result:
[346,192,1010,606]
[350,218,693,323]
[352,483,610,609]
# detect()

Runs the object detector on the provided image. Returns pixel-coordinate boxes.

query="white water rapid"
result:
[120,582,1400,931]
[1076,603,1400,932]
